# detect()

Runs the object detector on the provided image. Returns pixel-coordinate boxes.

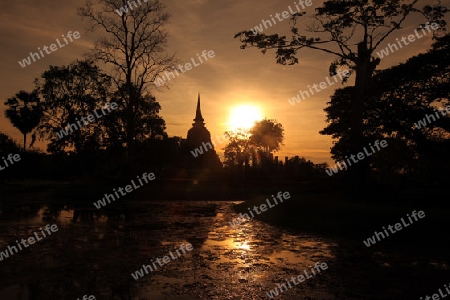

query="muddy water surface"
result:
[0,200,447,299]
[0,201,339,299]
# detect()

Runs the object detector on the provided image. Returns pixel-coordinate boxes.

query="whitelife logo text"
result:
[93,172,155,209]
[363,210,425,247]
[376,22,440,59]
[0,224,58,261]
[131,243,193,280]
[326,140,388,176]
[0,153,21,171]
[154,50,215,87]
[18,31,81,68]
[250,1,313,34]
[229,191,290,228]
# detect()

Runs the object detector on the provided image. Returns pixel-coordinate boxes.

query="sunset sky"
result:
[1,0,447,165]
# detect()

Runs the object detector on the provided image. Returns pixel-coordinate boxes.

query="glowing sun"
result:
[228,105,263,131]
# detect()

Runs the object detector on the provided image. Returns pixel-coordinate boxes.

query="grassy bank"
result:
[233,189,449,254]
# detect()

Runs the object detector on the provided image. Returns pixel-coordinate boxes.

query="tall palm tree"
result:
[4,90,42,151]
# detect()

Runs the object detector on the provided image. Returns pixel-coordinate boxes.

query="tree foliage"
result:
[104,83,166,150]
[235,0,447,73]
[235,0,447,187]
[78,0,175,154]
[320,34,450,182]
[35,60,112,154]
[223,119,284,167]
[0,132,21,154]
[250,119,284,155]
[223,129,252,168]
[4,90,42,151]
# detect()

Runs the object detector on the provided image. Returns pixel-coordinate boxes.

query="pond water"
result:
[0,201,337,299]
[0,200,447,299]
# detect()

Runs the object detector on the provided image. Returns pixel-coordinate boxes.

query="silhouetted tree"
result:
[0,132,21,154]
[235,0,447,188]
[321,34,450,185]
[223,129,252,168]
[4,90,42,151]
[250,119,284,156]
[78,0,175,159]
[0,132,22,183]
[35,60,112,154]
[104,84,166,151]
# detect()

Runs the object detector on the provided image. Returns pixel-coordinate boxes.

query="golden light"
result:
[238,240,251,251]
[228,104,263,131]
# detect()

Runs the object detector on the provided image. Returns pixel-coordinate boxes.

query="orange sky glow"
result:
[1,0,448,165]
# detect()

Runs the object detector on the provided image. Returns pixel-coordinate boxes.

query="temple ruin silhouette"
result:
[184,94,222,172]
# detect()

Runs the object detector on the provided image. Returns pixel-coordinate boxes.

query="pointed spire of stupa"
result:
[193,93,204,124]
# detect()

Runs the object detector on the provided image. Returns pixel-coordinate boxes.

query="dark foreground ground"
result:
[0,180,448,299]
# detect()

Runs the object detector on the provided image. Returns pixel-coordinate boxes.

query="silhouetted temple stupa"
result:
[187,94,209,145]
[185,94,222,171]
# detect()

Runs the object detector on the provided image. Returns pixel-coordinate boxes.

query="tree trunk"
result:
[350,42,371,193]
[126,82,136,174]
